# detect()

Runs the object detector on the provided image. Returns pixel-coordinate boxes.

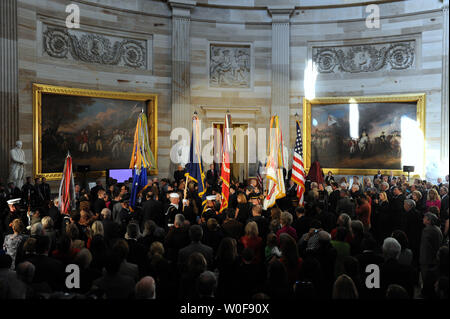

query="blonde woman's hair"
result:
[428,189,440,201]
[245,221,259,238]
[237,193,247,204]
[41,216,53,230]
[91,220,104,237]
[379,191,389,203]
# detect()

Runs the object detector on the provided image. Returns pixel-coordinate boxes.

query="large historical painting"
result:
[303,94,425,175]
[209,43,251,89]
[33,84,158,180]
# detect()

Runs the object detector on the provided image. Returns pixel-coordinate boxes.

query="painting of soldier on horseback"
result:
[306,99,419,171]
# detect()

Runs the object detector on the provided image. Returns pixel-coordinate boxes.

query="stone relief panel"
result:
[42,24,150,70]
[312,41,415,73]
[209,43,251,88]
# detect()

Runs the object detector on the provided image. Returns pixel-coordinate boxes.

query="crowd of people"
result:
[0,167,448,300]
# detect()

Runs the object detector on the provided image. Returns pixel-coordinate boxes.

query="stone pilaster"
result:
[0,0,19,182]
[169,0,196,134]
[269,7,293,165]
[441,0,449,163]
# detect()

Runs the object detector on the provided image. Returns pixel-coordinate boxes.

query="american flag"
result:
[256,160,264,191]
[291,120,306,205]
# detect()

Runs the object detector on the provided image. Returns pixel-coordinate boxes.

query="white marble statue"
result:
[9,140,26,189]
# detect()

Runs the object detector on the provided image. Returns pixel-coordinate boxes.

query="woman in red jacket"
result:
[356,195,371,232]
[240,221,263,264]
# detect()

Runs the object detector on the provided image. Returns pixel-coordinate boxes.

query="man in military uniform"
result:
[380,131,386,143]
[95,130,103,156]
[165,193,181,229]
[201,195,218,223]
[1,198,23,236]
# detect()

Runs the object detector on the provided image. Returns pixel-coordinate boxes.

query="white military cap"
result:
[7,198,21,205]
[206,195,216,201]
[169,193,180,198]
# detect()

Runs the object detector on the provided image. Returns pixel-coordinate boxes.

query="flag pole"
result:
[183,174,189,212]
[183,111,197,211]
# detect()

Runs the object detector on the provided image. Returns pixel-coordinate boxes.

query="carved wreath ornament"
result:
[312,42,415,73]
[43,28,146,69]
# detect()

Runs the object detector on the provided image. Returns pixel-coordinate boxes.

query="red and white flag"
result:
[58,152,76,214]
[219,113,232,213]
[263,116,286,210]
[291,120,306,205]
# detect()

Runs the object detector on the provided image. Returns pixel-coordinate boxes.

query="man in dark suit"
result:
[328,182,340,214]
[21,177,35,208]
[101,208,120,246]
[373,170,383,182]
[390,187,406,231]
[7,182,22,200]
[164,214,190,263]
[247,204,269,243]
[92,250,135,298]
[39,177,51,202]
[125,223,147,273]
[286,180,298,199]
[403,199,423,263]
[356,235,384,273]
[92,189,107,217]
[178,225,214,272]
[90,180,104,205]
[206,164,218,186]
[173,165,186,184]
[381,237,417,298]
[336,190,356,219]
[25,235,65,292]
[33,178,44,208]
[356,235,385,299]
[420,213,443,286]
[142,192,163,228]
[222,208,244,240]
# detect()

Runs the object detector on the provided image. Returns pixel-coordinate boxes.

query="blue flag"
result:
[130,168,147,208]
[185,116,206,206]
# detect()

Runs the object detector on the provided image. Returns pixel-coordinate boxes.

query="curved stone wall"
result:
[9,0,447,185]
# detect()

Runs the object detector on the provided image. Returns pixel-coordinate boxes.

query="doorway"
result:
[213,122,249,182]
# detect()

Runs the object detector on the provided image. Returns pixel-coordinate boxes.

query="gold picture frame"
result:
[33,84,158,180]
[302,93,426,176]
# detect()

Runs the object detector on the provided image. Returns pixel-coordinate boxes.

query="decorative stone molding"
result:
[169,0,197,18]
[200,106,261,120]
[42,25,149,70]
[209,43,251,89]
[268,6,295,23]
[312,41,415,73]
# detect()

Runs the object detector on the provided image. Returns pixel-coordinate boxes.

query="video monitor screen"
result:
[108,169,133,183]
